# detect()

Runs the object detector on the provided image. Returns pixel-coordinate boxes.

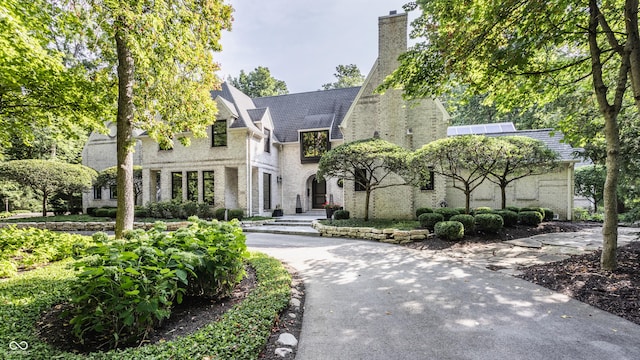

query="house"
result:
[82,11,577,220]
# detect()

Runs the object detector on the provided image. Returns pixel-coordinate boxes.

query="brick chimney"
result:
[378,11,407,77]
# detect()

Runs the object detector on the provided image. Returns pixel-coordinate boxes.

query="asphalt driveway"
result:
[247,233,640,360]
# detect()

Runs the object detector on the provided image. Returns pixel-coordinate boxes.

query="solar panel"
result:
[447,122,517,135]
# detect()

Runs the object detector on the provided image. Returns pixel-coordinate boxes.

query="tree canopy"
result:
[317,138,409,221]
[575,165,607,213]
[322,64,365,90]
[229,66,288,97]
[378,0,640,270]
[0,160,96,216]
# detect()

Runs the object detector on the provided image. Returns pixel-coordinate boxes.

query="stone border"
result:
[312,220,433,244]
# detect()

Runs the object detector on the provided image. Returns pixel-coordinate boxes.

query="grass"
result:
[0,252,290,360]
[319,218,420,230]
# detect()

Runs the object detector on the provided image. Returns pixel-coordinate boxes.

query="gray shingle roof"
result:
[485,129,579,162]
[253,87,360,143]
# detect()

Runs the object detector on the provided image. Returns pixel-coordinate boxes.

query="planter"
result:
[325,208,335,219]
[272,209,283,217]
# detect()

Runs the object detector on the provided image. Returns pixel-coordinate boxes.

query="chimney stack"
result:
[378,11,407,77]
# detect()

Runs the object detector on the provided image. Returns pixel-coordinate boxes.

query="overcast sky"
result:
[215,0,414,94]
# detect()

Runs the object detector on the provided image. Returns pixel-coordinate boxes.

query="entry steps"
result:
[243,213,323,236]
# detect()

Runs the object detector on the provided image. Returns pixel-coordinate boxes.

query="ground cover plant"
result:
[0,226,93,278]
[0,250,291,360]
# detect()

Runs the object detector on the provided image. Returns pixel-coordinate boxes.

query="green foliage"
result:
[454,207,468,214]
[434,221,465,241]
[418,212,444,230]
[0,252,290,360]
[472,207,493,215]
[506,206,521,213]
[65,218,248,349]
[95,207,117,218]
[518,211,544,226]
[520,207,545,216]
[0,226,93,278]
[449,214,475,235]
[542,208,554,221]
[333,209,350,220]
[573,207,590,221]
[0,160,97,216]
[317,138,410,221]
[96,166,143,204]
[575,165,606,212]
[228,209,244,221]
[495,210,519,227]
[322,64,365,90]
[215,208,228,221]
[474,213,503,234]
[144,200,213,220]
[434,207,460,220]
[229,66,289,97]
[415,207,433,218]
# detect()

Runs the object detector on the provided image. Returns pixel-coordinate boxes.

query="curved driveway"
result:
[247,233,640,360]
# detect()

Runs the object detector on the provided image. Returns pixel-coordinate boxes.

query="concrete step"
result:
[243,225,320,237]
[268,221,313,227]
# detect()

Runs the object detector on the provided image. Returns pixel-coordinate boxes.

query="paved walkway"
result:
[246,230,640,360]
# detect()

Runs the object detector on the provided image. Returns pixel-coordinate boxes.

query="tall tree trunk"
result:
[115,23,135,238]
[364,189,371,221]
[500,184,507,209]
[626,0,640,111]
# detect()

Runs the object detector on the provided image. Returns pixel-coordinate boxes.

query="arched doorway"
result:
[311,177,326,209]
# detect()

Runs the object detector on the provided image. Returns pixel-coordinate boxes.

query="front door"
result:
[312,178,326,209]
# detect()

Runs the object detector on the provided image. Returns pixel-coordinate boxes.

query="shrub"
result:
[454,207,468,214]
[197,203,214,219]
[521,207,544,216]
[506,206,521,213]
[434,207,460,220]
[415,207,433,218]
[434,221,464,241]
[472,207,493,215]
[228,209,244,221]
[450,214,475,235]
[334,209,350,220]
[495,210,519,227]
[215,208,228,220]
[474,213,503,234]
[0,212,11,219]
[65,218,248,349]
[573,207,589,221]
[418,212,444,230]
[134,207,148,218]
[542,208,554,221]
[519,210,544,226]
[183,201,199,217]
[94,207,116,218]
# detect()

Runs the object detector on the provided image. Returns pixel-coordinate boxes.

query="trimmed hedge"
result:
[495,210,519,227]
[333,209,350,220]
[472,207,493,215]
[418,212,444,230]
[434,221,464,241]
[415,207,433,218]
[434,207,460,221]
[450,214,475,235]
[519,211,544,226]
[474,213,504,234]
[542,208,554,221]
[506,206,521,213]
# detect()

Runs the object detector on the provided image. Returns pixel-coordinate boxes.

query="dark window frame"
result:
[109,185,117,199]
[186,171,198,201]
[264,128,271,153]
[212,120,227,147]
[300,130,330,163]
[94,186,102,200]
[203,170,214,205]
[420,168,435,191]
[263,173,271,210]
[355,168,367,192]
[171,172,183,200]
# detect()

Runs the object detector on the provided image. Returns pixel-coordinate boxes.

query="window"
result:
[109,185,117,199]
[187,171,198,201]
[93,186,102,200]
[300,130,330,163]
[212,120,227,147]
[171,172,183,200]
[420,168,435,191]
[264,128,271,153]
[263,173,271,210]
[355,168,367,192]
[203,171,214,205]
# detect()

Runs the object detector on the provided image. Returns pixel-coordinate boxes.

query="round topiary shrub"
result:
[228,209,244,221]
[214,208,228,220]
[434,221,465,241]
[521,207,544,216]
[418,212,444,230]
[454,207,467,215]
[134,208,148,218]
[506,206,521,213]
[333,209,350,220]
[434,207,460,220]
[450,214,475,235]
[542,208,554,221]
[415,207,433,218]
[495,210,519,227]
[94,207,111,218]
[472,207,493,215]
[519,210,544,226]
[474,213,504,234]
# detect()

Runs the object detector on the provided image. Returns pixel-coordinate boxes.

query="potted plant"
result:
[272,205,283,217]
[323,202,342,219]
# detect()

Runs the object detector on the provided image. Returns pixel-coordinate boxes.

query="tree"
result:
[484,136,559,209]
[411,135,499,214]
[68,0,232,238]
[0,160,96,216]
[316,138,409,221]
[229,66,288,97]
[378,1,640,271]
[322,64,365,90]
[0,0,111,151]
[575,165,607,213]
[95,166,143,205]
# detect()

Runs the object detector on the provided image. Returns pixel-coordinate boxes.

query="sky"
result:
[215,0,415,94]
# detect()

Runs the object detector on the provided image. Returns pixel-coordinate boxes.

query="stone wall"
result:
[312,221,432,244]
